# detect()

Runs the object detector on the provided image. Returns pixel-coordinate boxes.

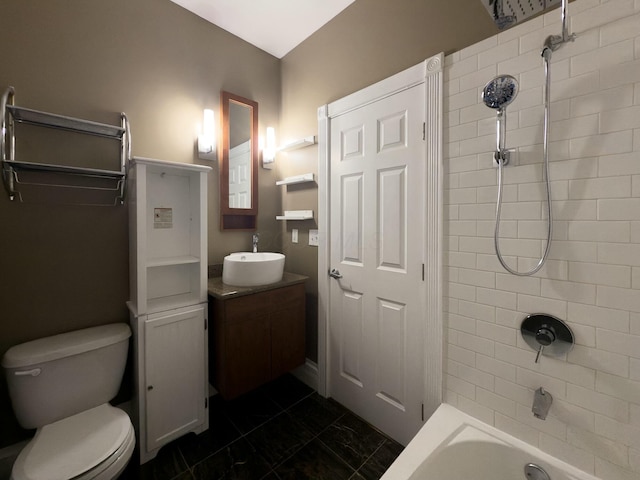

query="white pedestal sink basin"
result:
[222,252,285,287]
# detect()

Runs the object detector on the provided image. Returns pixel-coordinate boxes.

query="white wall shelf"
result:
[276,173,315,186]
[278,135,316,152]
[276,210,314,221]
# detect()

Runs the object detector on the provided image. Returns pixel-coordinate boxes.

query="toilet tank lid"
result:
[2,323,131,369]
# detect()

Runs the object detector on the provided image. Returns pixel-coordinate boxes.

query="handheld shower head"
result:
[482,74,519,166]
[482,75,519,110]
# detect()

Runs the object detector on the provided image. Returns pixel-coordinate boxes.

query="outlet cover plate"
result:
[309,229,319,247]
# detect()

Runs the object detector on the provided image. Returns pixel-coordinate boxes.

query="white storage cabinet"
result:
[127,157,211,464]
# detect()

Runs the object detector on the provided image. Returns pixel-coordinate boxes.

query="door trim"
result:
[317,53,444,419]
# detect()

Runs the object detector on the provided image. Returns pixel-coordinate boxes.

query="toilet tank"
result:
[2,323,131,429]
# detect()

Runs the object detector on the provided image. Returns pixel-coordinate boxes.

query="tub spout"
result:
[532,387,552,420]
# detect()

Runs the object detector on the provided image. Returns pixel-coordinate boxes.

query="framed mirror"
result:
[219,91,258,230]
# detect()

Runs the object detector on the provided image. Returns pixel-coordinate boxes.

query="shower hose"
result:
[494,51,553,277]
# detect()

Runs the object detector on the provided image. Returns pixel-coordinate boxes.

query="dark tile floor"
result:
[120,374,403,480]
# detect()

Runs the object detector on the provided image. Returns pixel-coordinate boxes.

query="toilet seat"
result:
[11,404,134,480]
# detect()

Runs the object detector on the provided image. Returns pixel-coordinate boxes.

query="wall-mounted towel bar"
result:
[1,86,131,205]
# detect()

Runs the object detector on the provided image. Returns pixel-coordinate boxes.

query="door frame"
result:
[317,54,444,420]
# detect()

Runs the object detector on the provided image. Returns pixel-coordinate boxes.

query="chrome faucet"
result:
[532,387,553,420]
[252,233,259,253]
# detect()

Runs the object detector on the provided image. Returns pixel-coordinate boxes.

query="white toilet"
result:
[2,323,135,480]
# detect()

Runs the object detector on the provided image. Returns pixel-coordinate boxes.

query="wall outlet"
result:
[292,229,298,244]
[309,229,319,247]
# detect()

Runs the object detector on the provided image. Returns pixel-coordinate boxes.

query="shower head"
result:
[482,75,519,110]
[494,14,517,29]
[482,0,563,30]
[490,0,516,30]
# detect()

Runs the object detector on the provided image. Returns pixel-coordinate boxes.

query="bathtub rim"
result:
[380,403,600,480]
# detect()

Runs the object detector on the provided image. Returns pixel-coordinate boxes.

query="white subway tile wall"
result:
[443,0,640,478]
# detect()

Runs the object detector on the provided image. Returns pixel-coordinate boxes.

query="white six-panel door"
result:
[328,84,426,445]
[228,140,251,209]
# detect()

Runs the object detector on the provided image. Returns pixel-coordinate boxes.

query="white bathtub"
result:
[381,404,600,480]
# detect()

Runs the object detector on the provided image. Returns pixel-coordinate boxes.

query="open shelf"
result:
[3,159,125,178]
[7,105,126,138]
[276,173,315,186]
[146,293,204,315]
[1,87,130,204]
[278,135,316,152]
[276,210,314,221]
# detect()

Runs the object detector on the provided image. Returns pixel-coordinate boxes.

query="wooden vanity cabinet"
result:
[210,282,305,399]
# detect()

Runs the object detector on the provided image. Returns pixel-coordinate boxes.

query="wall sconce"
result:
[262,126,276,169]
[197,108,216,161]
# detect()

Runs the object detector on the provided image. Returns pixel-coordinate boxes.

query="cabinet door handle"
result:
[147,385,154,391]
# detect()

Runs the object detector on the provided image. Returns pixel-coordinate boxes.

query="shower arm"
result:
[560,0,570,42]
[544,0,576,53]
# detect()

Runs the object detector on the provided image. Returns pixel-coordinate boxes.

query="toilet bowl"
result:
[2,324,136,480]
[11,404,135,480]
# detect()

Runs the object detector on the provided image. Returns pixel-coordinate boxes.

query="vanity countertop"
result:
[207,272,308,300]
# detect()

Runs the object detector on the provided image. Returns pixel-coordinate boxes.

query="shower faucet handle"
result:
[534,326,556,363]
[521,314,574,364]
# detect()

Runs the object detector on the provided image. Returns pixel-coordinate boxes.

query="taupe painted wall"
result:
[0,0,502,447]
[278,0,499,362]
[0,0,281,446]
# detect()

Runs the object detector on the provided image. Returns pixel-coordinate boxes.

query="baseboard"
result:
[292,358,319,391]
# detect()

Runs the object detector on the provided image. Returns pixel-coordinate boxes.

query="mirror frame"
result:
[219,91,259,230]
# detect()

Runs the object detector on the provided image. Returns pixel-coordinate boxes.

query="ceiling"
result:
[169,0,356,59]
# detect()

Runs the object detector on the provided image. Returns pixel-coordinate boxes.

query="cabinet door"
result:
[223,312,271,399]
[145,305,206,450]
[271,284,306,378]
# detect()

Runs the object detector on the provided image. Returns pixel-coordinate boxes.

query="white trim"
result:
[292,358,319,391]
[316,104,330,397]
[317,54,444,412]
[327,61,429,118]
[423,53,444,418]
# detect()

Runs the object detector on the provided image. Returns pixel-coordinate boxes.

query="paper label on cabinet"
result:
[154,208,173,229]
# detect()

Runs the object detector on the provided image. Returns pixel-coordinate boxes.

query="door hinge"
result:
[423,122,426,140]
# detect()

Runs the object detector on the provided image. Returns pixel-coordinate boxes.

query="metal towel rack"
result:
[1,86,131,205]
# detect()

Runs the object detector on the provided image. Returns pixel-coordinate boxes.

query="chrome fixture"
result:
[525,463,551,480]
[482,74,518,166]
[252,233,259,253]
[542,0,576,56]
[2,86,130,205]
[481,0,565,30]
[483,0,576,277]
[521,313,574,363]
[532,387,553,420]
[488,0,517,30]
[328,268,343,279]
[482,72,552,277]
